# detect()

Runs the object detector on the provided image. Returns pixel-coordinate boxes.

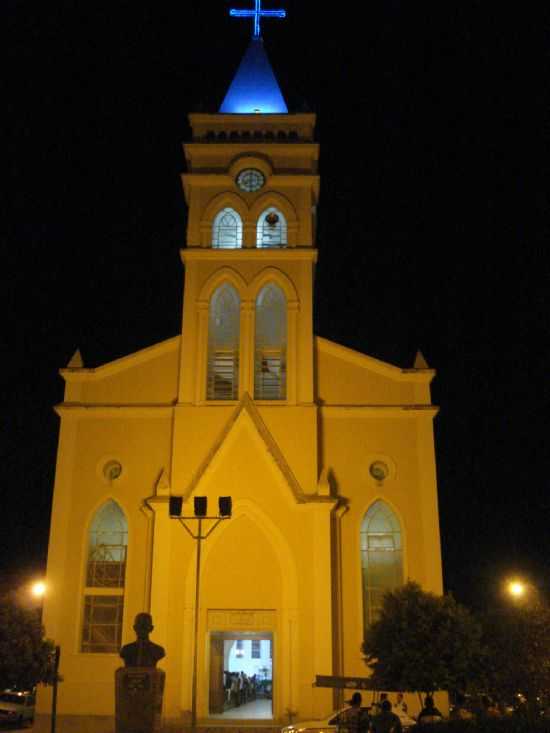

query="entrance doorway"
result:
[209,632,273,719]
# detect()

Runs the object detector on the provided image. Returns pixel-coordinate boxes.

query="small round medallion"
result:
[369,461,389,482]
[103,460,123,482]
[236,168,265,192]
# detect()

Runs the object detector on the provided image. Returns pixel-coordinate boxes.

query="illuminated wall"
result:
[36,59,443,733]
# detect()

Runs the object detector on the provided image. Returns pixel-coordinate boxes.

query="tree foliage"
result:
[0,599,57,690]
[362,581,483,694]
[481,604,550,705]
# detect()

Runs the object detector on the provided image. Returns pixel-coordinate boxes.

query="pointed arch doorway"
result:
[209,631,273,720]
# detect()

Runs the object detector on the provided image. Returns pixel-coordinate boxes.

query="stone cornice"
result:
[315,336,436,383]
[182,172,320,187]
[54,402,437,420]
[60,336,180,383]
[181,248,318,263]
[319,405,439,419]
[54,404,174,419]
[184,142,319,159]
[188,112,317,126]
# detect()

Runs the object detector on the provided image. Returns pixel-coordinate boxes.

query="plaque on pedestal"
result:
[115,613,166,733]
[115,667,165,733]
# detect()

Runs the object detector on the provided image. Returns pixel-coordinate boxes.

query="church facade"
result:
[37,27,443,733]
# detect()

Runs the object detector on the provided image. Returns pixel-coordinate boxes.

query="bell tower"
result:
[170,16,332,718]
[177,24,320,409]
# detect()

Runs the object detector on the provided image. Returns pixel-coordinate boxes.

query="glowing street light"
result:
[31,581,47,599]
[506,579,527,600]
[508,581,525,597]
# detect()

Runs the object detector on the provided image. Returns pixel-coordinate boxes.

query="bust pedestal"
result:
[115,667,165,733]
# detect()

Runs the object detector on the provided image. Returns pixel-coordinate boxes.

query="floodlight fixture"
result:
[219,496,232,517]
[194,496,208,517]
[169,496,183,517]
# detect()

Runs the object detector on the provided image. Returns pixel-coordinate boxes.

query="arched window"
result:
[256,207,287,248]
[82,500,127,653]
[212,208,242,249]
[361,500,403,629]
[254,284,286,400]
[207,284,240,400]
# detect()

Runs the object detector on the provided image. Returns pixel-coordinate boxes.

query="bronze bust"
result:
[120,613,166,668]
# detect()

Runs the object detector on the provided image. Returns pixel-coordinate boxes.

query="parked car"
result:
[0,691,35,727]
[281,706,416,733]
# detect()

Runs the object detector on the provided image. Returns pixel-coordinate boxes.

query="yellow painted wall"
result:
[63,338,180,405]
[316,345,417,405]
[38,110,443,732]
[318,408,441,678]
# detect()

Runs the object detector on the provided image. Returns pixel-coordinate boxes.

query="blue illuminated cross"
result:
[229,0,286,39]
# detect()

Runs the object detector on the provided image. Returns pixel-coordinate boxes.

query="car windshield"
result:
[0,694,24,704]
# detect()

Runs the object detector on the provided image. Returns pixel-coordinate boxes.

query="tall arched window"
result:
[207,284,240,400]
[256,207,287,248]
[212,208,243,249]
[361,500,403,630]
[254,284,286,400]
[81,500,127,653]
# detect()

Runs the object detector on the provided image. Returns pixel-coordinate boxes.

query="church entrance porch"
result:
[209,632,273,720]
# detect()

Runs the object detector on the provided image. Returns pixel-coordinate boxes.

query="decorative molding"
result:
[154,468,170,496]
[181,393,308,503]
[55,404,174,419]
[60,336,180,382]
[315,336,436,383]
[181,249,317,263]
[188,111,317,125]
[207,609,277,631]
[320,405,439,419]
[96,455,126,485]
[316,468,331,497]
[366,453,397,484]
[67,349,84,368]
[228,154,274,180]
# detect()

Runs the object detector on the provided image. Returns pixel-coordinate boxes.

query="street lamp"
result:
[168,495,232,733]
[504,576,540,605]
[507,580,526,599]
[31,581,47,599]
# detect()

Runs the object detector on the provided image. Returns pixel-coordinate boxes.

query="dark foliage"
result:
[0,599,56,690]
[362,582,483,694]
[480,605,550,707]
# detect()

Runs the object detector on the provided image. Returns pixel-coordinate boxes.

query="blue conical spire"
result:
[219,38,288,114]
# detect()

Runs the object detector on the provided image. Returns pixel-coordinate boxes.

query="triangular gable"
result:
[182,393,307,503]
[60,336,180,382]
[316,336,435,383]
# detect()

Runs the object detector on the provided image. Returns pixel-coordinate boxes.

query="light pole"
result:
[27,581,59,733]
[168,495,232,733]
[50,645,61,733]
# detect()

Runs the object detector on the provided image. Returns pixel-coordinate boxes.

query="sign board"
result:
[315,675,373,690]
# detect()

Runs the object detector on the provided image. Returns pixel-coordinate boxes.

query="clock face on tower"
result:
[236,168,265,192]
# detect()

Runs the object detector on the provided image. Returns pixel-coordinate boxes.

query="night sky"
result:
[4,1,549,610]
